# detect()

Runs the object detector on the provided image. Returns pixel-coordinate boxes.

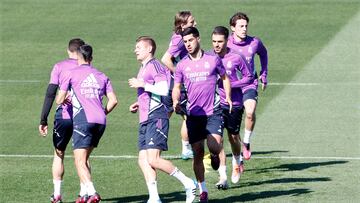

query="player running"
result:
[227,12,268,160]
[129,36,196,203]
[56,44,118,203]
[39,38,85,203]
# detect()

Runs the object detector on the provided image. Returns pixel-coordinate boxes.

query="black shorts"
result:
[222,105,244,135]
[186,110,224,144]
[138,118,169,151]
[53,119,73,151]
[243,89,258,102]
[72,123,106,149]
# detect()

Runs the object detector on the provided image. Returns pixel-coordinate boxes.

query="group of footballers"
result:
[39,10,267,203]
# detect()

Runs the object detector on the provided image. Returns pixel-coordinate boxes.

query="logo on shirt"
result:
[81,73,100,88]
[204,61,210,69]
[80,73,101,99]
[248,47,253,54]
[226,61,232,69]
[185,66,191,72]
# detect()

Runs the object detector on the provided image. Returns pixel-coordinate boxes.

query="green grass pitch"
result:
[1,0,359,202]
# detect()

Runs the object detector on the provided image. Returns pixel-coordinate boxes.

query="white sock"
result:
[53,179,62,196]
[232,155,241,166]
[85,182,96,196]
[218,165,227,181]
[170,167,193,188]
[243,129,252,144]
[198,181,208,193]
[79,183,87,196]
[182,140,191,153]
[147,181,160,200]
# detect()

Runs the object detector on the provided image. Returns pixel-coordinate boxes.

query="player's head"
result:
[135,36,156,62]
[67,38,85,58]
[77,44,93,63]
[212,26,229,54]
[229,12,249,40]
[181,27,200,54]
[174,11,196,34]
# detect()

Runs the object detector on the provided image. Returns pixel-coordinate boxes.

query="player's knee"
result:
[246,111,255,120]
[147,157,160,168]
[54,149,65,158]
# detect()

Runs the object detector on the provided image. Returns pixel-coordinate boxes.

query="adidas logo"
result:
[148,138,154,145]
[81,73,100,88]
[185,67,191,71]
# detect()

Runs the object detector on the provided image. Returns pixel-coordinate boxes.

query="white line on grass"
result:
[0,154,359,160]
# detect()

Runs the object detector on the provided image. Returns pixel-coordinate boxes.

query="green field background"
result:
[1,0,359,202]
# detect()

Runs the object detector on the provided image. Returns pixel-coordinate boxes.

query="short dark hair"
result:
[212,26,229,39]
[181,27,200,38]
[77,44,93,62]
[229,12,249,27]
[68,38,85,52]
[136,36,157,55]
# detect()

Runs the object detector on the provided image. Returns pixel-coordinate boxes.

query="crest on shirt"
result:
[226,61,232,69]
[185,66,191,71]
[204,61,210,69]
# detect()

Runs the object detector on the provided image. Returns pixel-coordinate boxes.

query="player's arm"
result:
[39,83,58,136]
[105,91,118,115]
[172,82,182,113]
[161,52,176,73]
[257,40,268,91]
[231,59,255,89]
[128,78,168,96]
[55,90,67,105]
[221,74,232,112]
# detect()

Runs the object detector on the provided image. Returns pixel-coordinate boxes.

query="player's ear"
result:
[230,26,236,32]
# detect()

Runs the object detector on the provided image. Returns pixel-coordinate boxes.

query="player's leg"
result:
[242,89,258,160]
[180,119,193,160]
[51,118,72,203]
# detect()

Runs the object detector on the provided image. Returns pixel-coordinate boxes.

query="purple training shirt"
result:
[59,64,114,125]
[214,48,254,107]
[227,34,268,93]
[49,58,78,120]
[174,51,226,116]
[136,58,169,123]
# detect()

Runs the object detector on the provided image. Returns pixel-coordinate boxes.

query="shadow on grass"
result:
[230,177,331,189]
[226,150,288,158]
[247,160,348,173]
[101,191,185,203]
[211,188,312,202]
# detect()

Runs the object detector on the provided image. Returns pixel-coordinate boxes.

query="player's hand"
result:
[226,98,233,113]
[129,102,139,113]
[39,125,48,137]
[128,78,145,88]
[173,100,181,114]
[259,76,267,91]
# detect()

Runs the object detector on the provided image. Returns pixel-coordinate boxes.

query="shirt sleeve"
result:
[166,34,183,58]
[105,77,114,94]
[58,70,71,91]
[174,62,183,84]
[231,56,254,88]
[256,39,268,83]
[49,64,60,85]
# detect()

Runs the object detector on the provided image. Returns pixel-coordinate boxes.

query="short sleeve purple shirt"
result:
[136,58,168,123]
[59,65,113,125]
[49,58,78,119]
[166,32,188,62]
[174,51,225,116]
